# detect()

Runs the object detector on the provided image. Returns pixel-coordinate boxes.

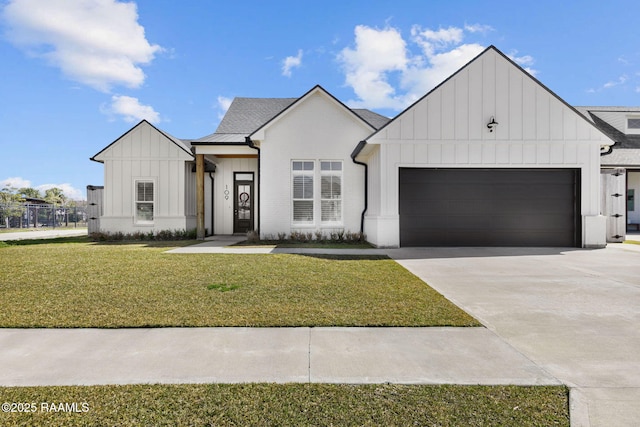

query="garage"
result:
[399,168,580,247]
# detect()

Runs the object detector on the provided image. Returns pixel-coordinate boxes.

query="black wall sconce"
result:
[487,116,498,132]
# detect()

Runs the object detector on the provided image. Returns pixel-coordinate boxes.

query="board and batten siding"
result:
[94,121,195,234]
[362,47,611,248]
[209,156,258,235]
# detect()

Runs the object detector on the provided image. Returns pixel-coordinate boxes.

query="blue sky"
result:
[1,0,639,200]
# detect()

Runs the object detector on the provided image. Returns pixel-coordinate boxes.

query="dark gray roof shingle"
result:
[576,106,640,166]
[192,96,390,144]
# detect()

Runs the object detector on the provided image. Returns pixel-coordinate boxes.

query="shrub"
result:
[89,228,198,242]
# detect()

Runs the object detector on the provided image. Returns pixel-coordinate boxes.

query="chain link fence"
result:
[0,202,88,229]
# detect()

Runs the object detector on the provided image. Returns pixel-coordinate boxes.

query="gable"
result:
[92,120,194,163]
[366,46,613,146]
[250,86,376,143]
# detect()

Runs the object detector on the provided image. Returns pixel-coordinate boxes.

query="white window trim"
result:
[134,178,155,225]
[626,116,640,135]
[291,161,315,225]
[320,160,343,226]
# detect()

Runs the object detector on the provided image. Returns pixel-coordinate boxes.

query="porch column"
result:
[196,153,205,240]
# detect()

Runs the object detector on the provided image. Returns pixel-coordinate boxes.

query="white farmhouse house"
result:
[91,45,619,247]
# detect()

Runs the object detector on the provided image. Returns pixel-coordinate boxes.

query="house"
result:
[575,107,640,242]
[90,45,616,247]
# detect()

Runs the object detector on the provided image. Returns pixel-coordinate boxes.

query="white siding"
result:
[257,89,371,237]
[94,121,194,234]
[363,47,611,248]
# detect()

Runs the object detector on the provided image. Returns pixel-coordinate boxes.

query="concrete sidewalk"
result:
[0,327,558,386]
[0,228,87,241]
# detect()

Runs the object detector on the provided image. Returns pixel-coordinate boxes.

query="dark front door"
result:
[234,173,254,234]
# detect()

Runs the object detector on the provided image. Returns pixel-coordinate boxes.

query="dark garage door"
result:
[399,168,580,247]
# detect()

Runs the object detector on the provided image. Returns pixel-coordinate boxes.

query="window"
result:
[628,189,635,212]
[292,161,314,222]
[321,161,342,223]
[627,117,640,134]
[135,181,154,223]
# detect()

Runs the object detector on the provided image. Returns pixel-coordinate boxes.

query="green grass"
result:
[0,384,569,426]
[0,237,478,327]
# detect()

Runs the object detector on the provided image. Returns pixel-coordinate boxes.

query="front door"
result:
[233,172,254,234]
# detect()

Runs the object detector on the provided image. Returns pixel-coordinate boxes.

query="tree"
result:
[44,187,67,205]
[0,187,25,228]
[18,187,42,199]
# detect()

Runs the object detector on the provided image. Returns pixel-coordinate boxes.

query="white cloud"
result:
[507,50,537,76]
[464,23,494,34]
[337,25,410,110]
[603,75,628,89]
[216,96,233,120]
[589,74,630,93]
[101,95,161,123]
[411,25,464,57]
[1,176,32,189]
[338,24,496,111]
[37,183,84,200]
[1,178,84,200]
[282,49,303,77]
[402,43,485,97]
[2,0,162,91]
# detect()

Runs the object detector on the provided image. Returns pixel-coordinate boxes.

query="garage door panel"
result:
[399,168,579,247]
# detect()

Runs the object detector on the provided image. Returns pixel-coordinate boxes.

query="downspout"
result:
[245,136,260,233]
[208,172,214,236]
[351,140,368,235]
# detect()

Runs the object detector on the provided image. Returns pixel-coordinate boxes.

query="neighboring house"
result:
[91,45,617,247]
[576,107,640,242]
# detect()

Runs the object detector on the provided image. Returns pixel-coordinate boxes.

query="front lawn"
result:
[0,238,478,327]
[0,383,569,426]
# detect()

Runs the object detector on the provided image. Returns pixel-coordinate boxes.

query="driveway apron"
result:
[391,244,640,427]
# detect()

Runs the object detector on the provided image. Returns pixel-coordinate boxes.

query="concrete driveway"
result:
[391,243,640,427]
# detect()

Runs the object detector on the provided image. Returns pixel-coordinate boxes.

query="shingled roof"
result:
[576,107,640,166]
[191,96,390,145]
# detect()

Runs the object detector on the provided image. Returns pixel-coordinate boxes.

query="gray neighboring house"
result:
[577,107,640,242]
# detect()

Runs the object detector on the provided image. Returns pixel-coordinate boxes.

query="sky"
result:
[1,0,639,200]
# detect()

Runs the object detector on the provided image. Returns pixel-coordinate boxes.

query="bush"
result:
[89,229,197,242]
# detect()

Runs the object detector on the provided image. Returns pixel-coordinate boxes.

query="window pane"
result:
[136,202,153,221]
[321,176,342,199]
[303,161,314,171]
[628,118,640,129]
[137,182,153,202]
[235,173,253,181]
[292,162,302,171]
[321,200,341,222]
[321,161,343,171]
[293,201,313,221]
[293,175,313,199]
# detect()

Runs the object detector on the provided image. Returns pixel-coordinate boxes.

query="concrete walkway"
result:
[165,235,390,255]
[0,327,557,386]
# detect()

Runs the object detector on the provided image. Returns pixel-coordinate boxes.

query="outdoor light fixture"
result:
[487,116,498,132]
